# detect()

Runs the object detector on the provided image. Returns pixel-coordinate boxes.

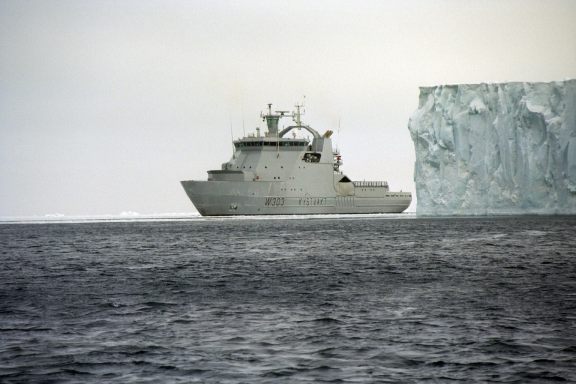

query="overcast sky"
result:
[1,0,575,217]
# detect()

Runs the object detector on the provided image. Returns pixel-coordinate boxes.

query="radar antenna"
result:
[292,103,305,127]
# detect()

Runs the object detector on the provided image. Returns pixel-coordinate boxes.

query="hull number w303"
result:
[264,197,285,207]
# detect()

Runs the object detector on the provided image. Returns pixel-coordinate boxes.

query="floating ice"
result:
[0,212,201,224]
[409,79,576,215]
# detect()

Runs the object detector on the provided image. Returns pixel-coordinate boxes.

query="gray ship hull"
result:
[181,180,411,216]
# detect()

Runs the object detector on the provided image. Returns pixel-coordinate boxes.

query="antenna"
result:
[276,123,280,158]
[292,99,306,127]
[338,116,342,146]
[242,103,246,137]
[230,121,235,159]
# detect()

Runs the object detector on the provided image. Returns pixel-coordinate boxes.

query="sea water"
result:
[1,215,575,383]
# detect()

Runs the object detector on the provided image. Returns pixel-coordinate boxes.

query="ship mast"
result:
[261,103,288,135]
[293,103,304,127]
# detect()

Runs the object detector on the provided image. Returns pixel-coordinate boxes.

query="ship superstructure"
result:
[181,104,411,215]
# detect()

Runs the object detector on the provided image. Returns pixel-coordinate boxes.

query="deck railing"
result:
[353,181,389,188]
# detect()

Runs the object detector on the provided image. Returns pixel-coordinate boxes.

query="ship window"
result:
[339,176,351,183]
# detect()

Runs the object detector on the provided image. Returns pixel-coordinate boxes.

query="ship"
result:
[181,104,412,216]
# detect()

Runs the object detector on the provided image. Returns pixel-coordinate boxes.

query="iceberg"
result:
[408,79,576,215]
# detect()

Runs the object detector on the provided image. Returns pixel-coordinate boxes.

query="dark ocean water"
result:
[1,215,575,383]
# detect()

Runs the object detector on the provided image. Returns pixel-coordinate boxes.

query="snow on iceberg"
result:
[408,79,576,215]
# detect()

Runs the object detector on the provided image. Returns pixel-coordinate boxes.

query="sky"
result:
[1,0,575,217]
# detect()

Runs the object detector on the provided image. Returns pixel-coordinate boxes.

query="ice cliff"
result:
[409,79,576,215]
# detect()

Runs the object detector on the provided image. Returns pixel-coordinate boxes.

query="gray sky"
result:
[1,0,575,216]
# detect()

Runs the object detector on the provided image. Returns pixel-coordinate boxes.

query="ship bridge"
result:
[225,104,335,167]
[233,138,309,150]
